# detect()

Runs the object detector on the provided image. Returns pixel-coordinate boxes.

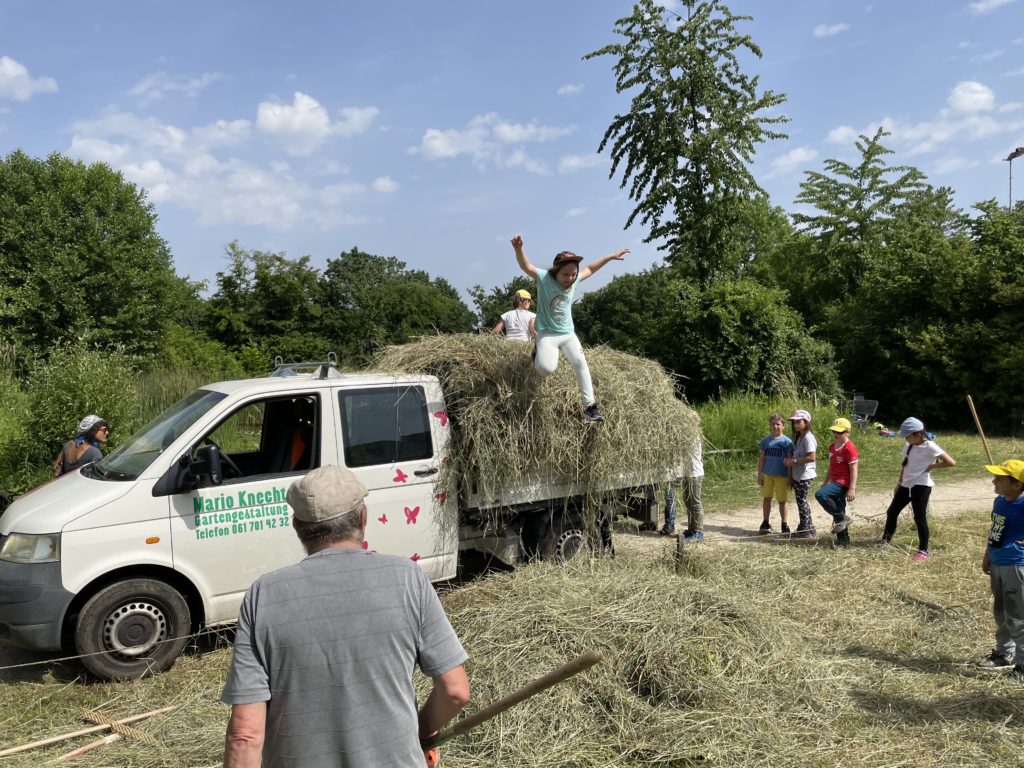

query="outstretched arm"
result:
[491,319,506,336]
[579,248,629,281]
[510,235,538,279]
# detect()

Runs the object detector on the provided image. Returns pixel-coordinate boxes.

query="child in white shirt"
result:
[881,416,956,561]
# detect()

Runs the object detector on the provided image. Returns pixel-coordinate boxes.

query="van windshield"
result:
[88,390,227,481]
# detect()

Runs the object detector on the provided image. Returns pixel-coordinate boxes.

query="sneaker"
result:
[583,403,604,422]
[1010,666,1024,682]
[792,528,817,540]
[879,537,892,547]
[758,521,771,535]
[658,526,674,537]
[683,530,704,543]
[835,530,851,547]
[830,514,853,534]
[911,550,929,562]
[977,651,1014,672]
[780,523,791,534]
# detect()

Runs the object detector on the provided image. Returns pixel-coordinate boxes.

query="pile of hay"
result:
[373,334,700,506]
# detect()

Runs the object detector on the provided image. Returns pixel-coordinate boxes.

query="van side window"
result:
[339,387,432,468]
[196,394,320,480]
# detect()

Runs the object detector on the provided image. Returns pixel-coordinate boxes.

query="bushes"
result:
[23,345,141,469]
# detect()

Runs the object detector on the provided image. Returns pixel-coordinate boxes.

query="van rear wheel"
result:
[75,579,191,680]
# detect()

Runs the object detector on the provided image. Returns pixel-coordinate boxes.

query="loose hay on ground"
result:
[3,513,1023,767]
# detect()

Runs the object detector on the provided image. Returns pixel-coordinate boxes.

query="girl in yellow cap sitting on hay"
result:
[510,234,628,422]
[491,288,537,342]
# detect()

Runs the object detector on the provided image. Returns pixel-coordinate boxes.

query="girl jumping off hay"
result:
[510,234,628,422]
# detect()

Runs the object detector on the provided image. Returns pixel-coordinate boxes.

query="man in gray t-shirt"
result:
[222,466,469,767]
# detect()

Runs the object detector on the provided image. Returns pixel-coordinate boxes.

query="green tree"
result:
[468,276,536,332]
[205,242,331,361]
[585,0,788,285]
[0,150,176,358]
[791,128,928,323]
[576,270,836,401]
[322,248,475,364]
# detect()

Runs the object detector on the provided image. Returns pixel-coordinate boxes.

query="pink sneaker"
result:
[912,550,929,562]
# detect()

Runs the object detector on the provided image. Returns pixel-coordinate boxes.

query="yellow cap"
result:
[829,417,852,433]
[515,289,532,301]
[986,460,1024,484]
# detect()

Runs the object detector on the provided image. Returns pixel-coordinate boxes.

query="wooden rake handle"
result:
[422,649,603,750]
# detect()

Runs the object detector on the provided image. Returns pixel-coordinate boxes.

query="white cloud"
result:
[1005,66,1024,76]
[372,176,398,193]
[765,146,818,178]
[822,81,1024,159]
[826,125,861,145]
[66,107,388,231]
[193,119,252,148]
[558,153,607,174]
[958,40,978,49]
[129,71,223,106]
[557,83,584,96]
[492,119,576,143]
[566,206,588,218]
[813,23,850,38]
[948,80,995,112]
[335,106,380,137]
[970,49,1004,62]
[256,92,378,156]
[257,92,332,156]
[931,156,977,174]
[411,112,574,174]
[0,56,57,101]
[968,0,1018,14]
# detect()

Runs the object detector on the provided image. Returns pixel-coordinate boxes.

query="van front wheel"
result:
[75,579,191,680]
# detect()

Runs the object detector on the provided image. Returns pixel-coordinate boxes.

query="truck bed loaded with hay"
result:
[0,335,698,679]
[375,335,701,563]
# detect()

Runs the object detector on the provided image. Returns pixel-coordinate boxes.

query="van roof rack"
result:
[269,352,341,379]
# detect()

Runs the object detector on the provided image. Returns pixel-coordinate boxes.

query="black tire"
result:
[75,579,191,680]
[545,514,591,562]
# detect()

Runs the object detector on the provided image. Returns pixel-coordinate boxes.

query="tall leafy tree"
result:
[0,150,176,358]
[586,0,788,285]
[791,128,928,322]
[322,248,475,364]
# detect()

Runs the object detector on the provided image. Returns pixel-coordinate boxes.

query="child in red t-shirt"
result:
[814,417,859,547]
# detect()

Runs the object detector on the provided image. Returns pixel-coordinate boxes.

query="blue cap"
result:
[898,417,925,437]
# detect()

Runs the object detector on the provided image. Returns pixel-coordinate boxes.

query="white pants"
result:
[535,332,594,406]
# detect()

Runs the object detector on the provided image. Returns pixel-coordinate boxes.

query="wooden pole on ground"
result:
[675,532,686,573]
[0,706,174,758]
[50,733,121,763]
[966,394,994,465]
[422,650,603,749]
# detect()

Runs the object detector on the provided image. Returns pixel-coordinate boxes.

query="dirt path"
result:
[618,476,995,552]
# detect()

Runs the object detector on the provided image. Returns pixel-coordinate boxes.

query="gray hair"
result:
[292,504,364,553]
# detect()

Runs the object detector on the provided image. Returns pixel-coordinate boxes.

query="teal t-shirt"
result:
[535,270,577,334]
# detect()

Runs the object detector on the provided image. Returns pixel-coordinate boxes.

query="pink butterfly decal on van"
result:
[405,506,420,525]
[393,468,408,483]
[378,514,388,525]
[433,411,449,427]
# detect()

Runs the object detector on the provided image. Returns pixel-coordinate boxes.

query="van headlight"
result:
[0,533,61,563]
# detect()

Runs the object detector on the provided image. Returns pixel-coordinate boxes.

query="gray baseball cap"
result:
[287,466,368,523]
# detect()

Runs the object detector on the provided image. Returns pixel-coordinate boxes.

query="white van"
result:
[0,361,661,679]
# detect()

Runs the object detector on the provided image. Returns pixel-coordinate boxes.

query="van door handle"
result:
[414,467,439,477]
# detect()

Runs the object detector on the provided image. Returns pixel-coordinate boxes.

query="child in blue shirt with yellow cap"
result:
[978,459,1024,676]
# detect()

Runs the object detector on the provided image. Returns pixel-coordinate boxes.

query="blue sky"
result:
[1,0,1022,302]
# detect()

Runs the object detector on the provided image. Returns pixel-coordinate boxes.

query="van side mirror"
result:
[191,444,224,486]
